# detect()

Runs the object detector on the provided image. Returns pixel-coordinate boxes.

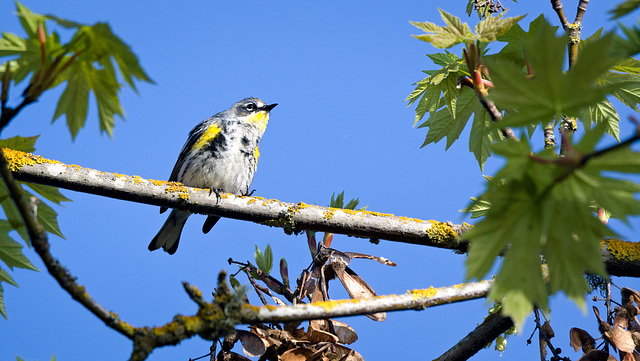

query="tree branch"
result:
[436,310,513,361]
[245,280,492,323]
[5,148,640,277]
[3,148,467,250]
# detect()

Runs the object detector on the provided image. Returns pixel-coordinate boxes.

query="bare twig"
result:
[550,0,570,29]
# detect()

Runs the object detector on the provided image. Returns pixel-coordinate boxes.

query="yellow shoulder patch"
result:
[193,124,221,151]
[254,146,260,163]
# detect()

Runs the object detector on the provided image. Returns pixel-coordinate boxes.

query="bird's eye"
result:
[246,103,257,111]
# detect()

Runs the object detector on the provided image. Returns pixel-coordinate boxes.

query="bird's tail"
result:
[148,210,190,254]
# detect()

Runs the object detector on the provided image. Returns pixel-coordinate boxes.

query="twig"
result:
[575,0,589,24]
[435,310,513,361]
[550,0,570,29]
[247,280,493,323]
[533,308,562,361]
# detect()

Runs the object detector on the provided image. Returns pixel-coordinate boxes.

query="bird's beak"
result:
[264,103,278,112]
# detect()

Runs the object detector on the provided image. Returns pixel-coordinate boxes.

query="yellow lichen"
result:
[426,221,459,246]
[604,238,640,262]
[410,286,438,300]
[165,181,190,201]
[247,198,257,205]
[323,209,335,220]
[130,175,144,184]
[312,298,360,311]
[1,148,62,171]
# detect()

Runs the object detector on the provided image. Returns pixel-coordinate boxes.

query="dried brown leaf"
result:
[235,330,266,357]
[614,310,636,353]
[570,327,596,353]
[330,320,358,345]
[309,319,358,345]
[335,266,386,321]
[306,326,340,344]
[280,348,314,361]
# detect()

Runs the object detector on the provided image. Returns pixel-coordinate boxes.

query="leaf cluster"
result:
[0,1,152,138]
[464,126,640,325]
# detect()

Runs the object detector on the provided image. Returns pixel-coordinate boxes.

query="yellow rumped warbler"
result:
[148,97,277,254]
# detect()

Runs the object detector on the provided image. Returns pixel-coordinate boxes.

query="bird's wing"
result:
[167,116,220,182]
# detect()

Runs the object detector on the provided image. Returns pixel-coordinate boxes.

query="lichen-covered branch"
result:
[4,148,468,250]
[4,149,640,277]
[5,148,640,277]
[244,280,492,323]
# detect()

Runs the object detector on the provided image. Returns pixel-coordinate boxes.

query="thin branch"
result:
[0,151,138,340]
[550,0,570,30]
[435,310,514,361]
[575,0,589,23]
[245,280,493,323]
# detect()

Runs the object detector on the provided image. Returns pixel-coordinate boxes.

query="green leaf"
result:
[2,3,153,138]
[25,183,71,205]
[461,197,491,218]
[53,63,89,139]
[15,1,42,38]
[614,22,640,57]
[487,18,620,129]
[0,267,18,319]
[263,244,273,274]
[469,106,502,170]
[329,191,345,208]
[410,9,476,48]
[0,232,37,271]
[494,15,554,69]
[602,72,640,112]
[610,0,640,19]
[575,99,620,141]
[466,129,640,326]
[0,182,29,244]
[0,135,39,152]
[421,87,475,148]
[475,14,526,43]
[254,244,272,274]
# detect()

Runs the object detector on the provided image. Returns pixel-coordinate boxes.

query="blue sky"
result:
[0,1,639,360]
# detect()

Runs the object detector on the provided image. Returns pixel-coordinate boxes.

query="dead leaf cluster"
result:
[570,287,640,361]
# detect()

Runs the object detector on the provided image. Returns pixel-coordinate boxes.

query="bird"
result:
[148,97,277,254]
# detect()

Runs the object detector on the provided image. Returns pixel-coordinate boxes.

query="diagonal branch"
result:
[0,150,138,339]
[435,311,514,361]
